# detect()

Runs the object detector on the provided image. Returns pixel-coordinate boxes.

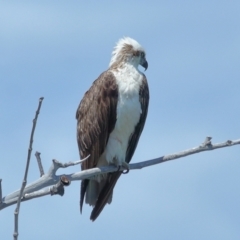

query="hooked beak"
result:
[140,58,148,71]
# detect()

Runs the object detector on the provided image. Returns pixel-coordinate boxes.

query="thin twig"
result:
[35,151,45,177]
[50,154,90,169]
[13,97,44,240]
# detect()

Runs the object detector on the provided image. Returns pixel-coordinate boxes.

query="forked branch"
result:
[1,137,239,212]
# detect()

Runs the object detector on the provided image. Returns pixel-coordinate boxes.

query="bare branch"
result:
[201,136,212,147]
[161,137,239,163]
[13,97,44,240]
[50,176,71,196]
[35,152,44,177]
[15,176,70,200]
[1,137,239,214]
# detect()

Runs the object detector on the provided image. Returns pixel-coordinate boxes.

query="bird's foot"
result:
[116,165,121,172]
[121,162,129,174]
[114,161,129,174]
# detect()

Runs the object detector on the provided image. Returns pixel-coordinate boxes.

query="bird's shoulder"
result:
[76,70,118,119]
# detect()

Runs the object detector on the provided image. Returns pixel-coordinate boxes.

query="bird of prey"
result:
[76,37,149,221]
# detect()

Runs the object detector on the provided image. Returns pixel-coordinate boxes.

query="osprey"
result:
[76,37,149,221]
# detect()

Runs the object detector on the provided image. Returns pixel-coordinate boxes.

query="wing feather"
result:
[76,71,118,212]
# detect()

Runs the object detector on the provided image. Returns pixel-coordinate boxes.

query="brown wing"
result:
[90,74,149,221]
[76,70,118,212]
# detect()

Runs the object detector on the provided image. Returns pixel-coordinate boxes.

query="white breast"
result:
[104,65,143,166]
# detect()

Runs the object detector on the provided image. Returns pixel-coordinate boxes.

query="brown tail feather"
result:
[90,172,121,221]
[80,179,89,213]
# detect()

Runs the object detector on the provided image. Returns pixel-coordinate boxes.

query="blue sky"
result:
[1,1,240,239]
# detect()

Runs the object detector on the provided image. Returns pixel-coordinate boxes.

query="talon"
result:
[121,162,129,174]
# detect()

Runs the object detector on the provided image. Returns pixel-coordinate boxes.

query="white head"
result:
[109,37,148,71]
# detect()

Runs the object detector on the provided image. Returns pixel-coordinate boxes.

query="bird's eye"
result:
[141,52,145,58]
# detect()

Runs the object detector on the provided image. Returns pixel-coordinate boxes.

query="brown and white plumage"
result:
[76,37,149,221]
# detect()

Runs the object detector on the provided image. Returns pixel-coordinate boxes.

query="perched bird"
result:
[76,37,149,221]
